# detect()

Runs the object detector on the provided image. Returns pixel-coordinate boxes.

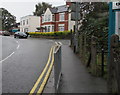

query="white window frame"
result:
[59,13,65,21]
[48,15,51,21]
[58,24,64,31]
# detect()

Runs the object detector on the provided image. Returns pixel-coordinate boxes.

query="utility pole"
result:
[71,2,80,53]
[75,2,79,53]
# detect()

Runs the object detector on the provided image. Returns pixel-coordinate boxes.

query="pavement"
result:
[44,40,108,93]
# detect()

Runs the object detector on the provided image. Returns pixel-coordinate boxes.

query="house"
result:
[40,2,75,32]
[20,15,40,33]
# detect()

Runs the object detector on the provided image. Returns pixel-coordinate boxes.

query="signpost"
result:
[108,2,120,54]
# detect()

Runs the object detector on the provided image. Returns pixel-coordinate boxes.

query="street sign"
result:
[115,11,120,39]
[70,2,81,21]
[112,2,120,10]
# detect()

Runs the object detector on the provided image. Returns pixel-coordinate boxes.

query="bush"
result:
[29,31,71,38]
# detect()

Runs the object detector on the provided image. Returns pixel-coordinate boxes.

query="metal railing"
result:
[54,42,62,93]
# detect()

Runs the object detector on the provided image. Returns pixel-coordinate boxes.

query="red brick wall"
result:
[40,11,69,32]
[54,12,69,31]
[55,13,59,21]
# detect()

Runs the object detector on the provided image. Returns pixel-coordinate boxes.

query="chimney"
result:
[66,1,71,6]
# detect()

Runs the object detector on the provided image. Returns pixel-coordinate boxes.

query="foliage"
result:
[29,31,71,37]
[1,8,16,31]
[33,2,52,16]
[79,2,109,51]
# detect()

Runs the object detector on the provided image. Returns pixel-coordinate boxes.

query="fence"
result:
[108,34,120,94]
[71,32,108,77]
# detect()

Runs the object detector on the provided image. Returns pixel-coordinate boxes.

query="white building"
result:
[20,15,40,32]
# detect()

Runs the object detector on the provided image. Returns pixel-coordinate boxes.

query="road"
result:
[1,36,108,94]
[2,36,60,94]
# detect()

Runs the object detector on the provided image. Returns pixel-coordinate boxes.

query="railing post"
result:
[101,48,104,77]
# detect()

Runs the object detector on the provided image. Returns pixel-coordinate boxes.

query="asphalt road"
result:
[2,36,57,94]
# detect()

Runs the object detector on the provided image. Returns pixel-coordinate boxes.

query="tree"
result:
[33,2,52,16]
[1,8,16,31]
[79,2,109,50]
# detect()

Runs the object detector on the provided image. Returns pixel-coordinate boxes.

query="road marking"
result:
[29,46,53,95]
[15,40,20,50]
[0,39,20,63]
[16,41,18,44]
[37,46,55,95]
[49,40,54,42]
[0,52,15,63]
[17,44,20,49]
[58,42,62,45]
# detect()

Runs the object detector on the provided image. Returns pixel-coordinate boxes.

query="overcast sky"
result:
[0,0,66,22]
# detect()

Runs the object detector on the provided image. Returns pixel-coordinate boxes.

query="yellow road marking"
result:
[29,46,53,95]
[36,46,55,95]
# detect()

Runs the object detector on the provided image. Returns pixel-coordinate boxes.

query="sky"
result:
[0,0,66,22]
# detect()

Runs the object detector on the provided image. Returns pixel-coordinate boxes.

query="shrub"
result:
[29,31,71,38]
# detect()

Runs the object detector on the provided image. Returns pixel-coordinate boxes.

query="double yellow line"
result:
[29,45,56,95]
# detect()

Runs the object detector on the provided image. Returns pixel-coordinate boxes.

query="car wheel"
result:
[14,36,16,38]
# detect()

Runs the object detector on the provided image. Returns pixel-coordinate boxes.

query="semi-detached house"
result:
[40,2,75,32]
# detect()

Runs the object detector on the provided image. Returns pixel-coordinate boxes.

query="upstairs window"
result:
[59,13,65,21]
[45,15,47,22]
[44,15,51,22]
[42,16,44,23]
[20,21,22,25]
[26,19,28,25]
[23,20,25,25]
[48,15,51,21]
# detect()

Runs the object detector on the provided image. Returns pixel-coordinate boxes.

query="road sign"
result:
[115,11,120,39]
[112,2,120,10]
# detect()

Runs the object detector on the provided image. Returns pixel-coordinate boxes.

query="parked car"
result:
[0,31,3,35]
[2,31,10,36]
[14,32,28,38]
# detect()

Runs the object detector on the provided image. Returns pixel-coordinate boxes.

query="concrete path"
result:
[58,44,108,93]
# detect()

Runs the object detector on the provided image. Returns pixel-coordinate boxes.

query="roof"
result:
[50,5,68,14]
[57,5,68,13]
[49,8,57,13]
